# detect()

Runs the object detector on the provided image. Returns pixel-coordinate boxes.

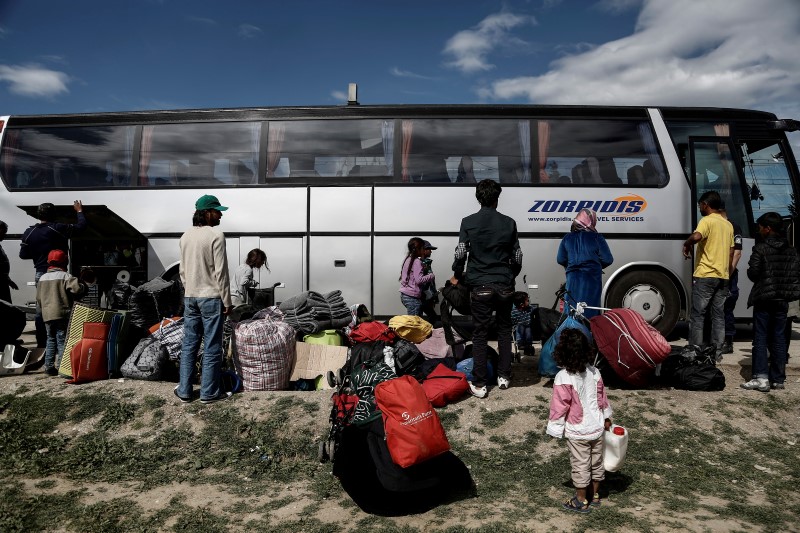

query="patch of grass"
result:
[142,395,166,410]
[172,506,228,533]
[480,408,516,429]
[438,408,461,431]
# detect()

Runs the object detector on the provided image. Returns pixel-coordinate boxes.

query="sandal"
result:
[591,493,601,506]
[562,495,591,514]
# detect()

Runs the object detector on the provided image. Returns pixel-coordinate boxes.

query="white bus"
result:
[1,104,797,335]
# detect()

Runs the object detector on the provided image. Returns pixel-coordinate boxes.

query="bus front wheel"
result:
[605,270,680,337]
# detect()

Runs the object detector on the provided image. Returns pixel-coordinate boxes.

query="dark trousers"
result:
[752,301,788,384]
[470,283,513,387]
[723,269,739,338]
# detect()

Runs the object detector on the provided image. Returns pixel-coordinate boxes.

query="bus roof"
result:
[4,104,778,127]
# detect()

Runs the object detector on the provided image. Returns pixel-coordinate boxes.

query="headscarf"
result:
[571,208,597,232]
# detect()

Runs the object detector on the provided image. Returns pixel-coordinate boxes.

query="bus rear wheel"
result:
[605,270,680,337]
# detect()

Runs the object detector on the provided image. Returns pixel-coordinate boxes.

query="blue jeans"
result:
[689,277,729,356]
[177,297,224,401]
[752,301,788,384]
[470,284,514,387]
[44,318,68,370]
[400,293,422,316]
[515,323,532,346]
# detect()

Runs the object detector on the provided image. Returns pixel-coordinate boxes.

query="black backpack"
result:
[392,339,424,376]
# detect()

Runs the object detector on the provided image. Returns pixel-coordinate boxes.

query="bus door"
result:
[687,137,754,318]
[307,187,372,310]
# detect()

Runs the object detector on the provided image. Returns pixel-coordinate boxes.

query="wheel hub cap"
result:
[622,284,664,323]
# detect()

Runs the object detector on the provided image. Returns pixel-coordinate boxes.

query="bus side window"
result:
[627,165,644,185]
[599,157,622,184]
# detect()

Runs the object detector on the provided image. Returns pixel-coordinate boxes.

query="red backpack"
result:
[421,363,469,407]
[374,375,450,468]
[66,322,111,384]
[348,321,396,345]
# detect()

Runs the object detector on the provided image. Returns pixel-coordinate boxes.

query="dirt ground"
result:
[3,321,800,532]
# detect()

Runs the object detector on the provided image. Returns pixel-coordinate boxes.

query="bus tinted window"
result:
[0,125,135,189]
[538,119,666,186]
[267,120,394,181]
[401,119,528,183]
[741,139,795,221]
[140,122,260,186]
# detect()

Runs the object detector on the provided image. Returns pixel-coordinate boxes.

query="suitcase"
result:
[589,308,671,387]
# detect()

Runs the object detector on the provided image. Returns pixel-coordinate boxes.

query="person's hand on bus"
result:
[450,276,459,285]
[73,200,83,213]
[682,243,692,259]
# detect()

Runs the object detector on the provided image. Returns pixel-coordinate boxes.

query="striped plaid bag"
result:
[232,307,297,391]
[59,302,116,378]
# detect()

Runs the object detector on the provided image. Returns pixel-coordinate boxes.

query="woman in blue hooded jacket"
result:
[557,209,613,319]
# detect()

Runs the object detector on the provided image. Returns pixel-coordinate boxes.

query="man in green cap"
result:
[175,194,233,404]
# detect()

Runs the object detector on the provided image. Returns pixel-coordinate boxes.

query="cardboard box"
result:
[290,341,348,389]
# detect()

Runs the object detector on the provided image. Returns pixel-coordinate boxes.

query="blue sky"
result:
[1,0,799,150]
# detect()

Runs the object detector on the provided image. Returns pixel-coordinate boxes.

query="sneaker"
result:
[173,386,192,403]
[200,391,233,404]
[771,382,785,390]
[469,382,487,399]
[740,378,770,392]
[498,376,510,390]
[45,367,58,376]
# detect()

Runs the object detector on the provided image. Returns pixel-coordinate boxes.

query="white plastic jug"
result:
[603,424,628,472]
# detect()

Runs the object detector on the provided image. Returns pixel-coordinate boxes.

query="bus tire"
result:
[605,270,680,337]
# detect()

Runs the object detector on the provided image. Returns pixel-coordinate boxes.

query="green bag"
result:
[303,329,343,346]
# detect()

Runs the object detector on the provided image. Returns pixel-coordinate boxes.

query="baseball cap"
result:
[195,194,228,211]
[47,249,68,266]
[422,240,437,250]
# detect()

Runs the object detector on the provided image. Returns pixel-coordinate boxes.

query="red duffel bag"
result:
[348,321,397,345]
[421,363,469,407]
[66,322,111,384]
[374,375,450,468]
[589,308,671,388]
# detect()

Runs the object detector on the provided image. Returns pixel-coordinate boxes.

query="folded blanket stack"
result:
[279,290,351,334]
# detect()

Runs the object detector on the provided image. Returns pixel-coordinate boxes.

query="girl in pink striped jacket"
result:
[546,328,613,514]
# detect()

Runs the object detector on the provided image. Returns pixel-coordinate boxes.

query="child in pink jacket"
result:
[546,328,613,513]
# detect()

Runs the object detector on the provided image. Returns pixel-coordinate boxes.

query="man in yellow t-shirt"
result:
[682,190,734,360]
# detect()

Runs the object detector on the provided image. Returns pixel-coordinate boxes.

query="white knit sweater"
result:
[179,226,232,307]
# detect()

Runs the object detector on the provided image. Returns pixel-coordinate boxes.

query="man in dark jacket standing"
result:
[19,201,87,347]
[451,179,522,398]
[741,212,800,392]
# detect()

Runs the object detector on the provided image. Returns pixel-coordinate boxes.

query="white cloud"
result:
[595,0,642,13]
[480,0,800,118]
[188,16,217,25]
[443,12,537,73]
[390,67,435,80]
[0,64,69,98]
[238,24,262,39]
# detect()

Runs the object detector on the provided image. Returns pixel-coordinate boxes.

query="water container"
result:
[603,424,629,472]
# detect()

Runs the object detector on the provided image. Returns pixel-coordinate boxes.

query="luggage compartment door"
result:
[308,236,371,309]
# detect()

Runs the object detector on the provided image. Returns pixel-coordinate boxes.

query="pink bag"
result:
[416,328,453,359]
[590,308,671,387]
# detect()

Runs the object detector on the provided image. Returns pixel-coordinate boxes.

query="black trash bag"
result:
[659,345,725,391]
[128,277,182,331]
[0,300,26,346]
[332,419,474,516]
[108,279,133,310]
